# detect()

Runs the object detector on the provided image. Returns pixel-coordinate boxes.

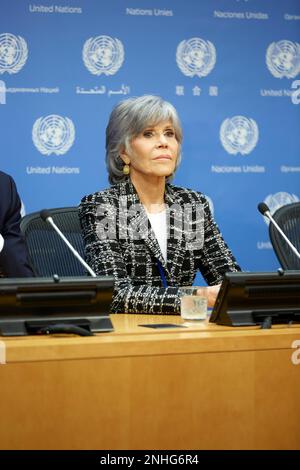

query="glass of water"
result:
[178,286,207,321]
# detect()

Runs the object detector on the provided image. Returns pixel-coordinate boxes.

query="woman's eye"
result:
[165,130,175,137]
[143,131,153,137]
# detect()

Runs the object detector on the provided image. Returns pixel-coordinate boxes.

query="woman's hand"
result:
[196,284,221,308]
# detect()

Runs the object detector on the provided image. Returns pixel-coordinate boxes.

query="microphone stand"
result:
[42,213,97,277]
[265,211,300,261]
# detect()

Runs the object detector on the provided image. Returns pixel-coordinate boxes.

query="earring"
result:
[123,163,130,175]
[122,157,130,175]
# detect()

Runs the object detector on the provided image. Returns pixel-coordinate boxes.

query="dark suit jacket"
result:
[79,180,240,314]
[0,171,34,277]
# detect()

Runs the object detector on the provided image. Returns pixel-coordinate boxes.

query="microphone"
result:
[257,202,300,261]
[40,209,97,277]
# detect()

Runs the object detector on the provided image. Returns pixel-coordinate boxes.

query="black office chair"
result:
[269,202,300,270]
[20,207,88,277]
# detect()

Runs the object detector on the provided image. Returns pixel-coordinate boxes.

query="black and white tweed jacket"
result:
[79,180,240,314]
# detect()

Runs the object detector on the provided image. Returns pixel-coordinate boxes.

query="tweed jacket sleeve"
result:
[79,181,240,314]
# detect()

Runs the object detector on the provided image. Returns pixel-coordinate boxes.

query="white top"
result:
[146,210,167,261]
[0,234,4,253]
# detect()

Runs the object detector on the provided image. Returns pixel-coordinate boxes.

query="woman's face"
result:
[121,120,179,182]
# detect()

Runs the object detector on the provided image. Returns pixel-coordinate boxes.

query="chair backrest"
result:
[269,202,300,270]
[20,207,88,277]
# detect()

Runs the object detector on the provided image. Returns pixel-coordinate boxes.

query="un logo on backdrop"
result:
[176,38,216,77]
[32,115,75,155]
[263,192,299,224]
[220,116,259,155]
[266,40,300,79]
[0,33,28,74]
[82,35,124,75]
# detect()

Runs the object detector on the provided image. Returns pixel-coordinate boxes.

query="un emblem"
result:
[0,33,28,74]
[220,116,259,155]
[82,35,124,76]
[263,192,299,224]
[176,38,216,77]
[266,40,300,79]
[32,115,75,155]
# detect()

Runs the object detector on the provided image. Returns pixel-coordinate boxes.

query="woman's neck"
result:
[130,174,166,213]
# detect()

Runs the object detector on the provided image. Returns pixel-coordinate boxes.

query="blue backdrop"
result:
[1,0,300,277]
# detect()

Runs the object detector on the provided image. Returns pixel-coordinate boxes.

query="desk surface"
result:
[1,314,300,450]
[3,313,300,362]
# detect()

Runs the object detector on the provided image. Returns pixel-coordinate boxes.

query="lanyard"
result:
[156,259,168,288]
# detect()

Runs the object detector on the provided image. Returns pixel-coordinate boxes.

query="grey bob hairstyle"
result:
[105,95,183,184]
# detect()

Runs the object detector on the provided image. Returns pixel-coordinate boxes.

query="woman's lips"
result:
[154,155,172,160]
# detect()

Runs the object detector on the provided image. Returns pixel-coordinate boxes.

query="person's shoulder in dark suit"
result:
[0,171,34,277]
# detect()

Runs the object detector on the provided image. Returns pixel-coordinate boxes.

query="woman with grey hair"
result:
[79,95,240,314]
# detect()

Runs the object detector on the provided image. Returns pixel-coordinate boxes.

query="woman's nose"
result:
[157,133,168,146]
